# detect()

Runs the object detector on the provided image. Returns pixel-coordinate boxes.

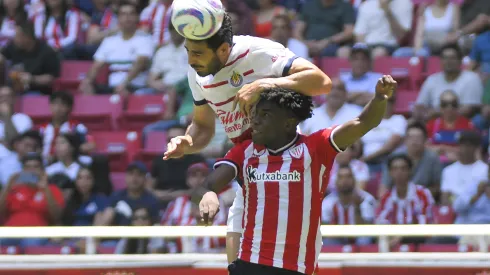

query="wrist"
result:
[373,93,388,101]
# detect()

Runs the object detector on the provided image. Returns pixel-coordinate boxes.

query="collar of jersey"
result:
[267,134,299,155]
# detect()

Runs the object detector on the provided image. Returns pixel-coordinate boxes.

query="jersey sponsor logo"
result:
[216,109,251,133]
[289,145,303,159]
[230,71,243,87]
[245,165,301,183]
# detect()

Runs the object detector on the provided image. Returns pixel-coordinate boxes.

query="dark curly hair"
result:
[260,86,313,122]
[197,13,234,51]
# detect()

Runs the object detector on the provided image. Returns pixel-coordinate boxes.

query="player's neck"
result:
[266,132,298,153]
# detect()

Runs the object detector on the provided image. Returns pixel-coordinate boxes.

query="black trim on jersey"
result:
[193,99,207,106]
[267,134,299,156]
[282,56,299,77]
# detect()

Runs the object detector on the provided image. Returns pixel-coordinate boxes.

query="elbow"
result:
[312,70,332,96]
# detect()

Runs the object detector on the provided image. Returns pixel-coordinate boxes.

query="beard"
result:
[338,185,354,195]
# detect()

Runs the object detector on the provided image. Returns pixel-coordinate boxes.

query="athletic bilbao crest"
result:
[245,165,301,183]
[230,71,243,87]
[289,145,303,159]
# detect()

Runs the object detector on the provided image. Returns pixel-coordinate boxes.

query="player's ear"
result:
[216,42,230,58]
[284,117,298,132]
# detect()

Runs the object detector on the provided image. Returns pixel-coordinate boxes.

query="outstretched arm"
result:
[332,75,397,150]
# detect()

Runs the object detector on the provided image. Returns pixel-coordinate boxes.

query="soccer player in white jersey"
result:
[163,11,332,264]
[192,76,397,275]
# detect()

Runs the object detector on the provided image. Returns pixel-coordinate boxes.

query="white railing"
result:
[0,224,489,254]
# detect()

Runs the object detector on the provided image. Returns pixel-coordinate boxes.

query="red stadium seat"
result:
[0,246,20,254]
[92,131,142,171]
[393,90,418,116]
[110,172,126,191]
[373,57,423,90]
[358,244,378,253]
[97,246,116,254]
[417,244,472,252]
[24,245,76,254]
[432,205,456,224]
[425,56,442,77]
[136,131,167,168]
[72,94,123,131]
[19,96,51,126]
[321,244,357,253]
[119,95,166,131]
[53,61,109,93]
[320,58,351,78]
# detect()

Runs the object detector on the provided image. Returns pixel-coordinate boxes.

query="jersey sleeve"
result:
[250,39,298,77]
[213,142,247,179]
[227,187,244,233]
[187,70,207,106]
[306,126,343,162]
[321,195,335,224]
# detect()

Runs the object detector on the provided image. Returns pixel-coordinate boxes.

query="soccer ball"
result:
[171,0,225,40]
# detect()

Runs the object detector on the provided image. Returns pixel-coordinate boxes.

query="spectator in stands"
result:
[425,90,475,163]
[33,0,82,59]
[147,22,187,94]
[222,0,255,36]
[0,20,60,95]
[440,130,488,205]
[61,166,108,226]
[341,43,383,106]
[381,122,442,199]
[360,96,406,165]
[26,0,45,19]
[269,14,309,60]
[99,161,160,227]
[322,165,376,246]
[79,1,154,96]
[294,0,355,57]
[115,207,164,254]
[139,0,172,47]
[0,86,33,149]
[149,125,205,202]
[376,154,434,246]
[253,0,286,38]
[0,153,64,247]
[328,141,370,192]
[0,0,27,48]
[354,0,413,58]
[393,0,460,57]
[414,44,483,120]
[39,91,94,162]
[300,78,362,135]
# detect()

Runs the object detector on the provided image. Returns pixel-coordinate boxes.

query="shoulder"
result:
[442,162,459,173]
[389,114,407,124]
[323,193,338,205]
[133,31,153,42]
[359,189,376,202]
[12,113,32,122]
[425,72,444,83]
[461,70,481,80]
[243,35,286,53]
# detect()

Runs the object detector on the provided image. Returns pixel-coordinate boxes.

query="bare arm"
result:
[226,232,241,264]
[413,13,425,50]
[31,74,55,87]
[122,57,150,86]
[326,24,354,45]
[183,104,216,155]
[363,134,403,162]
[191,164,236,204]
[85,61,105,83]
[384,8,409,41]
[1,114,18,149]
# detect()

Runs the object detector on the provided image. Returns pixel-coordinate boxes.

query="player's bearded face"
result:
[204,52,223,76]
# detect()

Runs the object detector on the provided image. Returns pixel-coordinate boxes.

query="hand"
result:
[233,79,273,117]
[477,181,488,195]
[37,173,48,190]
[0,102,12,118]
[19,72,32,86]
[199,191,220,225]
[115,83,130,97]
[79,79,95,94]
[445,32,460,44]
[163,135,193,160]
[379,0,391,11]
[375,75,397,100]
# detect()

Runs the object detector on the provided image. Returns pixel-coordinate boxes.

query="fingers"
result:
[162,137,181,160]
[199,202,220,225]
[232,96,239,111]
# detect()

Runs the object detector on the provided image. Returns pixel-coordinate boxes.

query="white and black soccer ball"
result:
[171,0,225,40]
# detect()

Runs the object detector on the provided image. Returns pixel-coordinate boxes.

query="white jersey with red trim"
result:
[189,35,297,144]
[214,127,341,275]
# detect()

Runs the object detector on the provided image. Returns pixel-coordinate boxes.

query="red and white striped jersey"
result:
[190,36,297,144]
[214,127,341,275]
[38,120,88,159]
[33,8,81,49]
[321,189,376,225]
[376,183,434,225]
[161,196,227,253]
[140,1,172,46]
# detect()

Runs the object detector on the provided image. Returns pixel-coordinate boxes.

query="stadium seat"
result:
[19,96,52,126]
[0,246,20,254]
[72,94,123,131]
[417,244,472,252]
[92,131,142,171]
[97,246,116,254]
[53,61,109,93]
[24,245,76,254]
[118,95,166,131]
[393,90,418,116]
[358,244,378,253]
[373,57,423,90]
[320,57,351,78]
[110,172,126,191]
[135,131,167,169]
[432,205,456,224]
[321,244,357,253]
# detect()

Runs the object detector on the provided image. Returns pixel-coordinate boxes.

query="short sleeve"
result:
[390,115,407,137]
[307,126,343,161]
[392,0,413,30]
[188,70,207,106]
[214,142,248,179]
[227,188,244,233]
[250,40,298,77]
[416,77,433,106]
[440,167,453,193]
[459,73,483,105]
[93,39,109,62]
[12,114,33,134]
[321,196,335,224]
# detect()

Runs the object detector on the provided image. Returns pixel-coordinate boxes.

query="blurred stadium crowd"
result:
[0,0,489,255]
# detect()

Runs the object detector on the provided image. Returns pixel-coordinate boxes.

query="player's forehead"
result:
[184,39,211,52]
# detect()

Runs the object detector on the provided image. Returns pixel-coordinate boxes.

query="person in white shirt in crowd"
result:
[139,0,173,47]
[79,1,155,96]
[322,165,376,246]
[354,0,413,58]
[146,21,187,94]
[0,86,33,152]
[340,43,383,106]
[328,140,369,192]
[0,0,27,48]
[0,130,42,186]
[300,78,362,135]
[360,95,406,166]
[440,130,488,206]
[269,14,309,60]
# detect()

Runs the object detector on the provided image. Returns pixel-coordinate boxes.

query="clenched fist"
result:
[375,75,397,100]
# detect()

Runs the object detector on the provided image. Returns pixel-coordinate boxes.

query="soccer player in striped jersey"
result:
[193,75,396,275]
